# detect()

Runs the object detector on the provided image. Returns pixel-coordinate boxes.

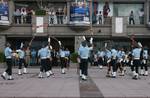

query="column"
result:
[67,1,70,24]
[0,36,6,51]
[8,0,15,24]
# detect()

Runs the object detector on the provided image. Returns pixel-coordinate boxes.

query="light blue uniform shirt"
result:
[132,48,142,59]
[4,47,12,59]
[143,50,148,59]
[38,47,48,59]
[16,49,25,59]
[105,49,111,59]
[97,51,105,57]
[111,49,117,59]
[60,49,65,57]
[117,50,125,59]
[78,46,93,59]
[65,50,70,57]
[47,49,51,58]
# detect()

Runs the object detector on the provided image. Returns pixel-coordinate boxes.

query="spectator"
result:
[31,49,37,66]
[21,7,27,24]
[14,9,21,24]
[129,10,135,25]
[98,11,102,24]
[138,8,144,24]
[48,9,55,25]
[103,2,110,19]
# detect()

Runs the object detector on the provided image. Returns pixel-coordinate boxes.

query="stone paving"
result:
[0,65,150,98]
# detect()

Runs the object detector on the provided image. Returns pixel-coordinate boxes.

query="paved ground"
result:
[0,65,150,98]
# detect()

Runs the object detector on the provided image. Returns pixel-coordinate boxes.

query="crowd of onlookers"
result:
[13,2,145,25]
[13,7,34,24]
[13,6,67,25]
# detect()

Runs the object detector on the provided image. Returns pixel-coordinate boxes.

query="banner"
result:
[70,0,90,25]
[115,17,123,33]
[0,0,9,25]
[36,17,44,33]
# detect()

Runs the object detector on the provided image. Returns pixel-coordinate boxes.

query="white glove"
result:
[50,45,52,50]
[90,37,93,44]
[48,37,51,42]
[58,41,61,46]
[82,36,86,41]
[20,42,24,48]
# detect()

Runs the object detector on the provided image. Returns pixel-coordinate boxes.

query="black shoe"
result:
[132,76,138,80]
[106,74,110,77]
[111,76,116,78]
[7,78,14,80]
[1,75,6,80]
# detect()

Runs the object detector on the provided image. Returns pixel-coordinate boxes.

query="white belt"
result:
[6,56,11,59]
[134,58,140,60]
[41,57,47,59]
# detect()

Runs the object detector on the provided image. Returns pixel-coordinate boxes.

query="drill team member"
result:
[1,43,14,80]
[38,44,50,78]
[132,42,142,80]
[78,41,93,80]
[46,46,54,76]
[110,47,118,78]
[140,46,149,76]
[60,47,67,74]
[116,47,125,76]
[16,47,27,75]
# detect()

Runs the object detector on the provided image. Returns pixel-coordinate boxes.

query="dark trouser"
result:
[81,59,88,76]
[133,59,141,74]
[19,58,27,69]
[60,57,66,69]
[141,59,148,71]
[111,59,117,72]
[98,57,104,66]
[5,59,12,75]
[46,59,52,70]
[129,18,135,24]
[116,61,124,72]
[50,18,54,24]
[40,59,48,72]
[99,17,102,24]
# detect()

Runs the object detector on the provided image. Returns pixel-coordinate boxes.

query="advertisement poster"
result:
[70,0,90,25]
[36,17,44,33]
[0,0,9,25]
[115,17,123,33]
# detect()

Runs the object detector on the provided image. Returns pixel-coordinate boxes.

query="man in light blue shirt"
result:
[140,46,149,76]
[59,47,67,74]
[16,47,27,75]
[132,44,142,79]
[116,47,125,76]
[110,47,118,78]
[1,43,13,80]
[78,41,93,80]
[38,44,50,78]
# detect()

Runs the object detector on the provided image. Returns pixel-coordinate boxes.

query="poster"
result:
[70,0,90,25]
[36,17,44,33]
[0,0,9,25]
[115,17,123,33]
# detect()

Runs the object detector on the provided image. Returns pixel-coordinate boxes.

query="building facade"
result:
[0,0,150,52]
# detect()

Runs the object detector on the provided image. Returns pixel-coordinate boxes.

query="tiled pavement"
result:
[0,65,150,98]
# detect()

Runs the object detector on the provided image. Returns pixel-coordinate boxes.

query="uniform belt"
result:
[81,57,88,59]
[134,58,140,60]
[41,57,47,59]
[6,56,11,59]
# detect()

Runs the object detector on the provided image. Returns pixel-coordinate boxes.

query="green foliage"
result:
[70,52,78,63]
[35,10,46,16]
[0,51,5,63]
